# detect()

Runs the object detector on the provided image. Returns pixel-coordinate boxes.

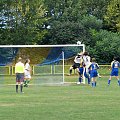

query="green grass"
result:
[0,76,120,120]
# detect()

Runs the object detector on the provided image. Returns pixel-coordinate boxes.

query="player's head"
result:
[25,58,30,64]
[92,58,96,62]
[83,51,89,56]
[113,57,118,61]
[18,57,22,62]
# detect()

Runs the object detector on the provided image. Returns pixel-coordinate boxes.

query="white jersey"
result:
[83,55,91,68]
[74,56,82,64]
[24,63,31,78]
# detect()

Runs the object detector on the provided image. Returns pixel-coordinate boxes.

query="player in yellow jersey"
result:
[15,57,25,93]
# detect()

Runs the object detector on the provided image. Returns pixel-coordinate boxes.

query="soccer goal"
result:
[0,44,85,85]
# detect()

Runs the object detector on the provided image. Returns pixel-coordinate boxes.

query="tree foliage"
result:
[104,0,120,32]
[88,30,120,63]
[0,0,48,44]
[0,0,120,63]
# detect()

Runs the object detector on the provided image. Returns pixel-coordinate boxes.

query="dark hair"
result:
[113,57,118,61]
[25,59,30,65]
[83,51,89,56]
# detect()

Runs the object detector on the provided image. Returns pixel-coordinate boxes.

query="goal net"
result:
[0,44,85,85]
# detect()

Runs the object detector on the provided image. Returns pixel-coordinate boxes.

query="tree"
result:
[43,21,87,44]
[88,30,120,63]
[0,0,48,44]
[104,0,120,32]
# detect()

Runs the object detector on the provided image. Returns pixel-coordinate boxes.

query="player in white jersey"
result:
[68,52,83,75]
[83,51,91,84]
[24,59,32,87]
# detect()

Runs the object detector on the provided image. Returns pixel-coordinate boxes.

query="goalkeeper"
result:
[77,55,84,84]
[68,52,83,75]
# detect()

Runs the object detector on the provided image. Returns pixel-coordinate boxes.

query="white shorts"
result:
[24,74,31,79]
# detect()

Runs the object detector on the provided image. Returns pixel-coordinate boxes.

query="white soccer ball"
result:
[77,41,81,45]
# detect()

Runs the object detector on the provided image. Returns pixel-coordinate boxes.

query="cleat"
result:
[77,82,81,85]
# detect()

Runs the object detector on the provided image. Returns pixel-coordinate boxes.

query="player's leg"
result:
[16,73,19,93]
[24,78,29,87]
[27,78,31,85]
[69,66,73,75]
[108,76,112,85]
[114,70,120,86]
[20,74,24,93]
[16,82,19,93]
[98,73,101,78]
[116,76,120,86]
[24,78,27,87]
[24,75,31,87]
[91,71,95,87]
[94,71,99,87]
[91,77,95,87]
[108,70,114,85]
[26,78,31,87]
[77,67,83,84]
[84,67,91,84]
[94,77,97,87]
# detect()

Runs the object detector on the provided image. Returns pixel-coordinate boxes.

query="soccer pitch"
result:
[0,76,120,120]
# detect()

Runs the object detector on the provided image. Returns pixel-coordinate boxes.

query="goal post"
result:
[0,44,85,85]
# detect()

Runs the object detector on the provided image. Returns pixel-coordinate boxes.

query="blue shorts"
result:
[90,70,98,78]
[110,69,119,76]
[16,73,24,83]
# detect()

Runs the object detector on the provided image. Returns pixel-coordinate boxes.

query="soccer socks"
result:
[69,69,72,75]
[108,80,111,85]
[108,80,120,86]
[27,80,30,84]
[92,82,95,87]
[88,77,91,85]
[24,80,26,85]
[118,80,120,86]
[24,80,29,87]
[84,73,90,84]
[79,77,82,83]
[20,84,23,93]
[95,81,96,87]
[16,84,24,93]
[16,85,18,93]
[91,81,96,87]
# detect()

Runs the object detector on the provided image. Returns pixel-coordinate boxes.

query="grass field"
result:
[0,75,120,120]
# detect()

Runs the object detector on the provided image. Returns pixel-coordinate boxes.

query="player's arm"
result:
[96,63,99,69]
[109,61,113,70]
[88,63,92,70]
[25,64,30,71]
[119,62,120,68]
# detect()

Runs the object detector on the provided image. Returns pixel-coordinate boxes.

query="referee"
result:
[15,57,25,93]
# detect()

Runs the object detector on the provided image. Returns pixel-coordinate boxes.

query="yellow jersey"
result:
[15,62,24,73]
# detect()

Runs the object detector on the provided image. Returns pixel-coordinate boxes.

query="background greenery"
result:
[0,0,120,63]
